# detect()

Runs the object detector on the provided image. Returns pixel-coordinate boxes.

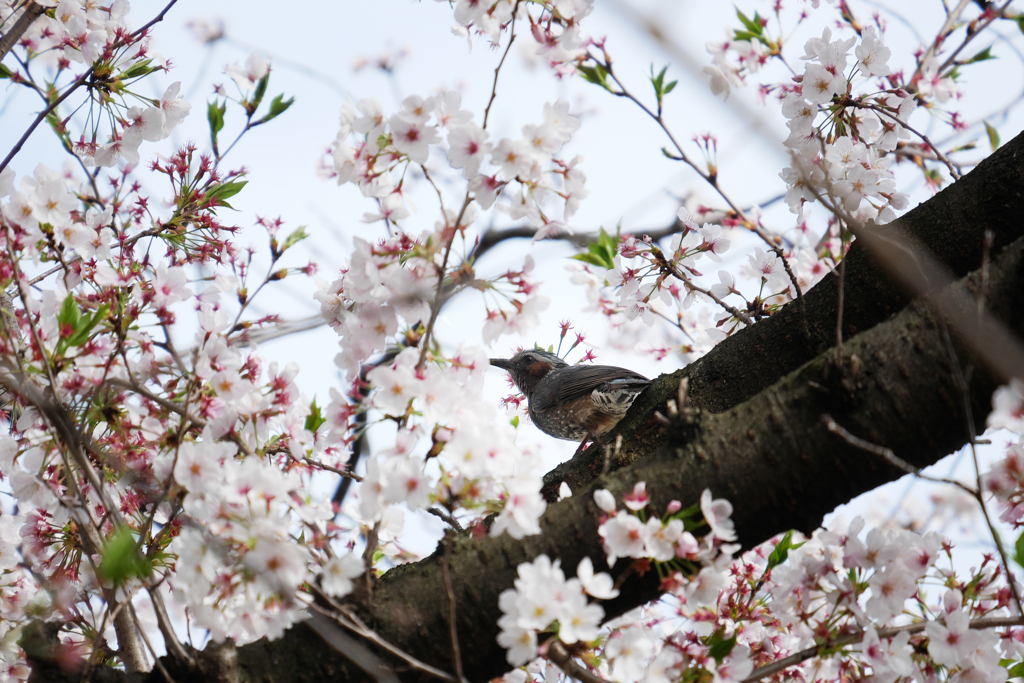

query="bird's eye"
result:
[523,354,535,363]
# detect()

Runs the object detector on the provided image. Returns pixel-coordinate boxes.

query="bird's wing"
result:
[531,365,650,414]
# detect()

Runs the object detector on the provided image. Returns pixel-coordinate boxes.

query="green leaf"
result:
[766,530,806,572]
[305,398,326,434]
[265,94,295,121]
[57,294,81,330]
[0,64,12,79]
[65,304,108,348]
[1007,660,1024,679]
[207,100,227,149]
[571,228,619,270]
[578,63,613,92]
[283,226,309,250]
[251,72,270,111]
[207,180,248,203]
[707,628,738,663]
[1017,15,1024,36]
[1014,529,1024,569]
[510,415,520,428]
[965,46,995,64]
[650,64,667,100]
[735,8,764,37]
[663,80,678,95]
[984,121,1001,151]
[98,526,151,586]
[120,58,156,80]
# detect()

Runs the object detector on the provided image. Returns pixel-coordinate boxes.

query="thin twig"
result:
[910,0,972,85]
[874,107,960,180]
[308,589,460,683]
[548,640,612,683]
[362,520,381,595]
[741,616,1024,683]
[652,250,753,325]
[441,535,469,683]
[482,7,517,130]
[426,506,464,532]
[128,603,171,683]
[592,53,806,318]
[823,415,977,496]
[305,610,402,683]
[939,319,1024,617]
[416,194,472,371]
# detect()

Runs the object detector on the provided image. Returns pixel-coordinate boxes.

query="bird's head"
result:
[489,349,568,398]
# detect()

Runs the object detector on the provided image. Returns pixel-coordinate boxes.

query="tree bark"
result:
[24,134,1024,683]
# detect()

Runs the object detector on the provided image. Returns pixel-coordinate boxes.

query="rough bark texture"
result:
[24,134,1024,683]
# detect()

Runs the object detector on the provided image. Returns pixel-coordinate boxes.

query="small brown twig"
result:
[741,616,1024,683]
[308,589,460,683]
[416,194,473,371]
[441,535,469,683]
[592,53,806,321]
[548,640,612,683]
[362,520,381,595]
[426,506,464,532]
[482,6,518,130]
[823,415,977,497]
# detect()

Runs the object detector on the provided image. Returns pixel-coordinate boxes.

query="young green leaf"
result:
[571,228,619,270]
[283,226,309,250]
[265,94,295,122]
[207,100,227,149]
[57,294,81,330]
[707,628,738,663]
[305,398,326,434]
[251,73,270,111]
[578,64,613,92]
[984,121,1001,151]
[965,46,995,64]
[735,8,764,37]
[766,530,806,572]
[207,180,248,203]
[98,526,152,586]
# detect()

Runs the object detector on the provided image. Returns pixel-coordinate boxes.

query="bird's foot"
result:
[572,431,602,458]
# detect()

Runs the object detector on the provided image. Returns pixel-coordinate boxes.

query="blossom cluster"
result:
[497,484,749,681]
[521,511,1016,683]
[2,0,127,65]
[339,346,548,539]
[0,31,370,672]
[327,92,586,237]
[1,0,193,168]
[497,554,618,665]
[983,380,1024,528]
[442,0,594,75]
[566,205,836,351]
[775,27,910,223]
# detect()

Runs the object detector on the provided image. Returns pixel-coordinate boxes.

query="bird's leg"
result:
[572,430,603,458]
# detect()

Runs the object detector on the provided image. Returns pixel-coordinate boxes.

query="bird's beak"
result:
[489,358,512,371]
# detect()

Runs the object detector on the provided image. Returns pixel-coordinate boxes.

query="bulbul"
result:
[490,349,651,442]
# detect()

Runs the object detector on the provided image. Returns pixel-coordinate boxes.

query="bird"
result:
[490,349,652,443]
